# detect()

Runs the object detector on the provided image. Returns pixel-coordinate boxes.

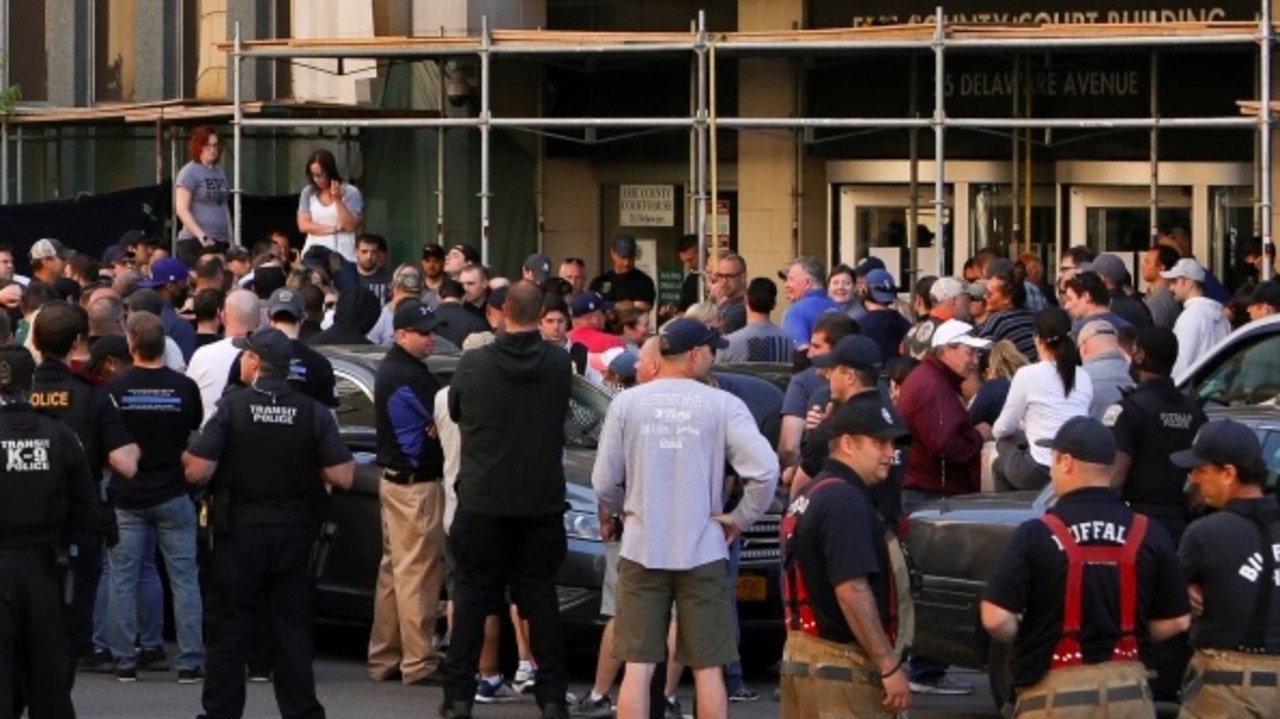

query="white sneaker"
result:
[514,666,537,694]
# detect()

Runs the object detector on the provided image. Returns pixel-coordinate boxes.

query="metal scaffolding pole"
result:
[694,11,709,296]
[1,120,8,205]
[1150,50,1161,246]
[1263,2,1274,281]
[233,22,243,247]
[437,61,446,246]
[933,7,946,278]
[480,16,492,266]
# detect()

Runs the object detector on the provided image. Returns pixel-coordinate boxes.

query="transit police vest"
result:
[0,406,70,541]
[31,363,104,477]
[1040,513,1148,668]
[214,387,319,509]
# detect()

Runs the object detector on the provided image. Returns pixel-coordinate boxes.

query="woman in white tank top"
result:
[297,149,364,262]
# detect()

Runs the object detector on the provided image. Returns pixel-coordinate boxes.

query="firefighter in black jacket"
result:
[184,327,354,719]
[0,345,98,719]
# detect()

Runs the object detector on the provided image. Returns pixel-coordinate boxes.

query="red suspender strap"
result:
[1040,514,1085,667]
[1113,514,1148,661]
[782,477,845,635]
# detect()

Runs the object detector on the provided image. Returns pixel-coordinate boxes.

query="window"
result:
[334,371,376,448]
[1190,332,1280,407]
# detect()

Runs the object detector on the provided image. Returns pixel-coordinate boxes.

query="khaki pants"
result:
[367,480,446,684]
[780,631,900,719]
[1013,662,1154,718]
[1178,649,1280,719]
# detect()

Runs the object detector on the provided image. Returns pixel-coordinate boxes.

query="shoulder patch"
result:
[913,321,936,343]
[1101,403,1124,427]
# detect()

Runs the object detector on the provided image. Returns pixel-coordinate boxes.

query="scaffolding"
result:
[220,5,1277,280]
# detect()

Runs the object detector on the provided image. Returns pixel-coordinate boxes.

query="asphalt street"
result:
[69,627,1001,719]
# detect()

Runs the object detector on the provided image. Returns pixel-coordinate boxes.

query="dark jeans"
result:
[444,510,567,712]
[1,550,75,719]
[64,531,103,664]
[201,523,324,719]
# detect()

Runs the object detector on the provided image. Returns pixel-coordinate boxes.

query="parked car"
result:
[1177,313,1280,405]
[905,404,1280,713]
[312,346,788,650]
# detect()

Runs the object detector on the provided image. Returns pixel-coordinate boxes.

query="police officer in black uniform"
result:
[184,327,354,719]
[1106,326,1207,545]
[29,302,140,673]
[1173,419,1280,716]
[981,417,1191,717]
[0,345,98,719]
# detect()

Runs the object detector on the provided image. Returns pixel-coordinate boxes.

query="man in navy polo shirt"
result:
[779,257,838,353]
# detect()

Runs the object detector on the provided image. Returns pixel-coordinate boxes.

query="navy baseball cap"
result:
[864,268,897,303]
[233,327,293,370]
[523,254,552,283]
[825,394,909,441]
[1170,419,1262,469]
[1035,416,1116,465]
[854,256,886,276]
[139,257,189,288]
[658,318,728,356]
[267,288,304,320]
[102,245,135,265]
[569,291,613,318]
[393,300,446,334]
[1247,280,1280,310]
[811,335,882,372]
[611,234,638,260]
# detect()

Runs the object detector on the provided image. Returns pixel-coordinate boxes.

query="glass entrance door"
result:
[1068,185,1192,288]
[838,185,951,288]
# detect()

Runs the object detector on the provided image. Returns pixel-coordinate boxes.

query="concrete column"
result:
[737,0,816,290]
[135,0,179,100]
[45,0,91,107]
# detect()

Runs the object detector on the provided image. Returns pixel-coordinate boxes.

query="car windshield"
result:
[1190,331,1280,408]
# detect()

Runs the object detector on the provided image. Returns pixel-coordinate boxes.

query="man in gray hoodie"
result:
[1078,319,1134,421]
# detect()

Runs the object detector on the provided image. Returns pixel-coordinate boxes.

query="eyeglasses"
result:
[710,271,744,280]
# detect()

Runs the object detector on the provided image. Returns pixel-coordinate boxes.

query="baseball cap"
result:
[1076,319,1117,347]
[118,229,160,247]
[1169,418,1263,469]
[86,334,131,373]
[1090,254,1128,285]
[225,246,251,263]
[393,299,446,334]
[422,243,446,260]
[811,335,882,372]
[138,257,189,288]
[267,288,304,320]
[854,256,886,276]
[611,234,638,260]
[102,245,135,265]
[929,277,966,303]
[392,265,424,294]
[864,268,897,303]
[1246,279,1280,309]
[1161,258,1206,283]
[449,243,481,265]
[966,280,988,301]
[930,319,991,349]
[488,285,509,311]
[602,347,638,382]
[233,326,293,370]
[1034,416,1117,465]
[30,238,72,262]
[523,254,552,283]
[825,394,909,442]
[569,291,613,318]
[658,317,728,356]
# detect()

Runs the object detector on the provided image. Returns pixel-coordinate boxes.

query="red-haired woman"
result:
[174,126,231,260]
[297,149,363,262]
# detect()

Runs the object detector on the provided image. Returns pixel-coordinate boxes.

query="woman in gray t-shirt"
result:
[174,125,232,247]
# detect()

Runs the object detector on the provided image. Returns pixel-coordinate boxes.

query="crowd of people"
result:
[2,188,1280,719]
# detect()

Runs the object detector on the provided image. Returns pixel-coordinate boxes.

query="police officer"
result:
[1106,326,1207,545]
[184,327,354,719]
[29,302,139,673]
[981,416,1191,718]
[780,395,911,719]
[0,345,97,719]
[368,299,448,685]
[1172,419,1280,717]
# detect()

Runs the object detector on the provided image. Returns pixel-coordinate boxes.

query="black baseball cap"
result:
[118,229,160,248]
[825,394,909,441]
[658,318,728,356]
[422,243,446,260]
[86,334,131,373]
[393,300,446,334]
[1170,419,1262,469]
[811,335,882,372]
[1246,280,1280,310]
[233,326,293,370]
[569,291,613,318]
[611,234,638,260]
[854,256,886,276]
[267,288,304,320]
[449,243,481,265]
[488,285,509,311]
[1035,416,1116,465]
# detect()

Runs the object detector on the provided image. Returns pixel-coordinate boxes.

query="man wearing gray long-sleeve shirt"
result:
[592,318,779,719]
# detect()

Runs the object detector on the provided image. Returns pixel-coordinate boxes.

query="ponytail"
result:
[1034,307,1078,397]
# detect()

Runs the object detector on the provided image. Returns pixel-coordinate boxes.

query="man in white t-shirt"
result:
[1164,258,1229,377]
[186,289,260,424]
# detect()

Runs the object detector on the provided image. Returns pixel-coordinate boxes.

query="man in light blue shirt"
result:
[780,257,839,352]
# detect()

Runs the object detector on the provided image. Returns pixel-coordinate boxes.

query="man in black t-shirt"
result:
[355,233,394,305]
[981,417,1191,716]
[105,311,206,681]
[589,234,656,311]
[1173,419,1280,717]
[780,395,911,719]
[225,288,338,411]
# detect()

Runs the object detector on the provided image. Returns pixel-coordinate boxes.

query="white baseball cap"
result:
[930,319,992,350]
[1160,258,1206,283]
[929,277,966,303]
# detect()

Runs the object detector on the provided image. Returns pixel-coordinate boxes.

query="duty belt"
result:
[1202,671,1280,687]
[381,469,438,485]
[1016,683,1149,712]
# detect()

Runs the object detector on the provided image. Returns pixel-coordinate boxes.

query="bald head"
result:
[637,336,662,384]
[223,289,261,337]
